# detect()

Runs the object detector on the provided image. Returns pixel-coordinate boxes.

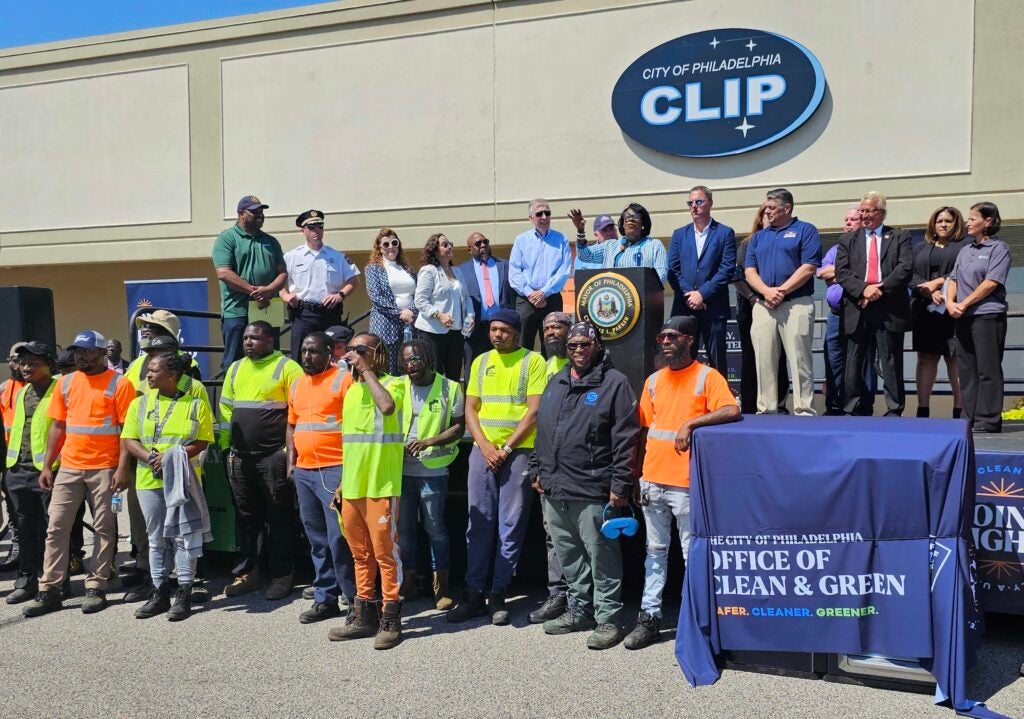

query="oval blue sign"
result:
[611,28,825,157]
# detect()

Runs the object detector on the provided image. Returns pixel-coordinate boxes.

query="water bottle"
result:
[111,491,123,513]
[403,325,414,342]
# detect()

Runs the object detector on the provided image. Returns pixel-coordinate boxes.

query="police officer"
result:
[281,210,360,361]
[220,321,303,600]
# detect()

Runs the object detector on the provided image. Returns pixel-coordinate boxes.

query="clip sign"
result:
[611,28,825,157]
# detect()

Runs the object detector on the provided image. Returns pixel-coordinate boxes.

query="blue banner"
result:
[124,279,210,377]
[973,451,1024,615]
[676,416,1009,718]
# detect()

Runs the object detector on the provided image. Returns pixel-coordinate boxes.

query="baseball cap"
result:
[136,309,181,338]
[593,214,615,232]
[489,308,521,333]
[143,335,180,353]
[17,341,55,360]
[237,195,269,213]
[296,209,325,228]
[325,325,354,343]
[660,316,699,337]
[68,330,107,350]
[8,341,28,358]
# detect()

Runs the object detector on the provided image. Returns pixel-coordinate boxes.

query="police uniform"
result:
[284,210,360,359]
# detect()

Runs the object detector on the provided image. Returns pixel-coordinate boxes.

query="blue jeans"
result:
[293,465,355,605]
[398,474,450,571]
[138,488,197,586]
[639,480,690,618]
[221,316,247,370]
[465,447,532,593]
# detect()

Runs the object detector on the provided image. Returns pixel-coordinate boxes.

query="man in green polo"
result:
[212,195,287,369]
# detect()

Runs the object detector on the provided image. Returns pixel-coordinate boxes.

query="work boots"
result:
[432,570,454,611]
[167,584,193,621]
[374,600,403,650]
[328,597,380,641]
[400,569,420,601]
[135,582,173,619]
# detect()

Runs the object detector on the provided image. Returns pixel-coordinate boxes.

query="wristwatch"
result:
[501,445,514,455]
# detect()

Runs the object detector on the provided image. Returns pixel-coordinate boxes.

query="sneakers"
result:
[225,570,262,597]
[446,590,487,623]
[623,611,661,650]
[123,579,155,603]
[529,593,567,624]
[488,591,510,626]
[374,600,403,650]
[432,570,454,611]
[587,623,626,650]
[5,574,37,605]
[300,601,342,624]
[167,584,192,622]
[81,588,108,614]
[543,606,597,635]
[190,578,210,604]
[328,597,380,641]
[135,583,172,619]
[22,588,62,617]
[262,573,293,601]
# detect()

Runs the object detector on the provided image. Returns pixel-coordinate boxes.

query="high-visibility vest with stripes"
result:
[0,378,26,441]
[60,371,125,438]
[126,351,201,391]
[130,392,206,486]
[5,379,58,470]
[341,375,405,499]
[472,349,542,447]
[644,364,713,444]
[219,351,300,448]
[546,355,568,380]
[401,373,460,469]
[289,366,347,469]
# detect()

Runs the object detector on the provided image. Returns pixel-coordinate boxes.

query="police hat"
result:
[296,209,325,228]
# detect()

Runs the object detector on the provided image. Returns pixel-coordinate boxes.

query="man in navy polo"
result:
[666,185,737,372]
[743,188,822,415]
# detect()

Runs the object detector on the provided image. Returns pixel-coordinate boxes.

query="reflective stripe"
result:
[228,361,241,396]
[344,432,405,443]
[428,445,456,458]
[294,421,342,432]
[220,397,234,408]
[104,372,120,398]
[330,372,345,393]
[33,451,44,463]
[67,424,122,435]
[480,417,521,429]
[694,365,711,395]
[271,357,288,381]
[475,351,490,397]
[475,350,532,403]
[232,400,287,410]
[647,429,677,441]
[647,369,662,402]
[4,448,16,462]
[60,374,72,404]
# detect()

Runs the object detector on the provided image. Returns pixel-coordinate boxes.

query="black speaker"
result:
[0,286,56,356]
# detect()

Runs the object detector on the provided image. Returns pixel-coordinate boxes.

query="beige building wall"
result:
[0,0,1020,350]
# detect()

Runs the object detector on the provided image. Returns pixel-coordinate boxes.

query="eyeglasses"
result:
[473,239,490,247]
[403,354,424,364]
[534,210,552,218]
[567,341,594,351]
[686,199,706,208]
[381,239,400,249]
[623,213,644,221]
[439,241,452,249]
[656,332,686,343]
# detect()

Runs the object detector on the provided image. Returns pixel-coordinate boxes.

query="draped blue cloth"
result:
[676,416,1009,718]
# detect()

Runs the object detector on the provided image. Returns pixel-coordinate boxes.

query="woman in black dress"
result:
[911,206,965,417]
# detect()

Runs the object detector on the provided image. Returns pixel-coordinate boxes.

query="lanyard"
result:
[149,393,179,444]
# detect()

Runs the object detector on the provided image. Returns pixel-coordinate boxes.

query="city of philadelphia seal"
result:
[576,272,642,341]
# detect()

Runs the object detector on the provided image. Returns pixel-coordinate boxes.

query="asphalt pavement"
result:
[0,523,1022,719]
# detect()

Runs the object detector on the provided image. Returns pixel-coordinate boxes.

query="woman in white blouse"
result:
[365,227,418,375]
[414,233,474,380]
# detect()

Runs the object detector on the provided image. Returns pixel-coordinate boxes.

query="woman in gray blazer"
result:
[414,233,475,380]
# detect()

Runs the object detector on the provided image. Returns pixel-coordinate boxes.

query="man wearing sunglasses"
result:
[455,232,514,359]
[509,199,573,355]
[626,316,740,650]
[212,195,288,369]
[530,322,641,650]
[281,209,360,362]
[666,186,737,372]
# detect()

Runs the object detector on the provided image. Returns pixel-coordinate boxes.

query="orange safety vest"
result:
[56,370,133,470]
[0,378,25,442]
[288,366,351,469]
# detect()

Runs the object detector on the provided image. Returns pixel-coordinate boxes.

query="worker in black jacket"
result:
[530,321,641,650]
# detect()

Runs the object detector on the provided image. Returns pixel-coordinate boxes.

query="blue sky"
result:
[0,1,336,49]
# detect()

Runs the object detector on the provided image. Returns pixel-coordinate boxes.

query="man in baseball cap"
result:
[569,212,619,272]
[68,330,107,351]
[213,194,288,368]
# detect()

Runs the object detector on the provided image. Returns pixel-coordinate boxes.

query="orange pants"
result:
[341,496,402,603]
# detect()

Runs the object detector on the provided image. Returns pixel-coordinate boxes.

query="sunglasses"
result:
[686,199,706,208]
[474,239,490,247]
[567,341,594,351]
[656,332,686,343]
[349,344,374,355]
[534,210,552,218]
[305,223,324,230]
[381,239,400,249]
[439,241,453,249]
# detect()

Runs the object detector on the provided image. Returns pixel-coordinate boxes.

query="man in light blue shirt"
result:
[569,205,668,284]
[509,198,573,352]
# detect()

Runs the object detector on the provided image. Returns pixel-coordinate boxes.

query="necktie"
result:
[866,231,879,284]
[480,261,496,308]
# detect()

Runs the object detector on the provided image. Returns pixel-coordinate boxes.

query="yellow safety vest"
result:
[129,392,206,488]
[218,351,301,449]
[546,355,568,380]
[401,373,459,469]
[341,375,405,499]
[5,380,58,470]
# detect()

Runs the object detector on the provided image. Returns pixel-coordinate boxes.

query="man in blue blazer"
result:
[455,231,514,357]
[666,186,737,371]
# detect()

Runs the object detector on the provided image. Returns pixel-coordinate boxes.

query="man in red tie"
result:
[455,232,514,358]
[835,191,914,416]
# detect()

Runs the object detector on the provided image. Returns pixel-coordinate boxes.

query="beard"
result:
[544,337,567,358]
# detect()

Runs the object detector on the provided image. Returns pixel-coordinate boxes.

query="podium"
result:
[574,267,664,392]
